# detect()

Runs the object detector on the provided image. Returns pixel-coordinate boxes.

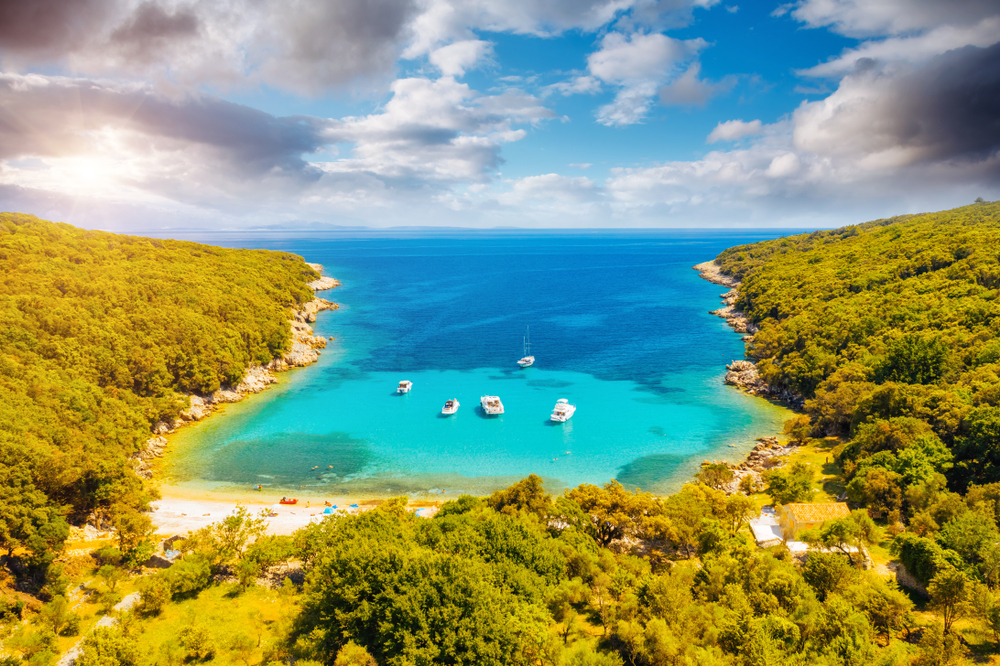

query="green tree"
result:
[0,463,69,562]
[488,474,553,518]
[696,463,735,490]
[565,481,657,548]
[334,641,377,666]
[803,552,856,601]
[874,335,949,385]
[137,574,172,616]
[97,565,123,593]
[77,626,139,666]
[762,462,813,504]
[928,568,971,634]
[229,634,256,666]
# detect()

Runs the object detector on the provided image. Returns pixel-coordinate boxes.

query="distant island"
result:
[2,202,1000,666]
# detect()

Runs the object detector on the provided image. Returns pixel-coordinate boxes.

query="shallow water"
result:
[162,230,795,498]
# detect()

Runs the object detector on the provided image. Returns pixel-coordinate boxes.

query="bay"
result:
[161,229,796,498]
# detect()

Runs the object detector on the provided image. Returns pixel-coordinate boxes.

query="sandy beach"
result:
[151,492,440,537]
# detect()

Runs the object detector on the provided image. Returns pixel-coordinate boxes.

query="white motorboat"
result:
[397,380,412,394]
[480,395,504,415]
[441,399,460,415]
[550,398,576,422]
[517,325,534,368]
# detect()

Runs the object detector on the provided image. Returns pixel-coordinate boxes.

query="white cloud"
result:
[597,84,662,126]
[587,31,706,125]
[802,16,1000,77]
[788,0,999,38]
[499,173,598,205]
[402,0,633,61]
[658,62,734,106]
[707,119,763,143]
[428,39,493,77]
[0,0,420,95]
[0,72,558,228]
[588,32,702,84]
[547,75,602,96]
[765,152,800,177]
[793,44,1000,169]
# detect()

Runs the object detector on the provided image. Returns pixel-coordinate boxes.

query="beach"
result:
[151,493,440,537]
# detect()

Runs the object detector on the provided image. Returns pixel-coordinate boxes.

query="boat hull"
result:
[480,396,504,415]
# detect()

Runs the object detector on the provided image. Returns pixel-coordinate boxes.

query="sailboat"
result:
[517,326,535,368]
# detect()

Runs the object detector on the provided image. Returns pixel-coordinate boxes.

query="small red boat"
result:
[279,498,298,505]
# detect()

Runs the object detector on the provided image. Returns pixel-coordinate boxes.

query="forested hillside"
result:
[716,200,1000,485]
[0,213,319,564]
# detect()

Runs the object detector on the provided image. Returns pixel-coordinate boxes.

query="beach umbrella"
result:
[323,507,333,514]
[349,504,359,508]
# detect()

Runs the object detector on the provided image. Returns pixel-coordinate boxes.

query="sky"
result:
[0,0,998,231]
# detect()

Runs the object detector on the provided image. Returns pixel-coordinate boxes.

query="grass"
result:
[128,581,299,663]
[786,437,847,503]
[745,436,848,511]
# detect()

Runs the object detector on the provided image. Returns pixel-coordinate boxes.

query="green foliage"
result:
[0,213,321,574]
[487,474,553,518]
[178,625,215,660]
[137,574,172,616]
[803,552,856,601]
[762,461,813,504]
[564,480,657,548]
[892,534,965,588]
[712,202,1000,491]
[165,553,212,597]
[38,595,80,636]
[436,494,482,517]
[954,406,1000,486]
[77,626,139,666]
[874,335,950,385]
[334,641,377,666]
[696,463,734,490]
[928,568,971,634]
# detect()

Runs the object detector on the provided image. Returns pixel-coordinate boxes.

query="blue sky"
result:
[0,0,997,230]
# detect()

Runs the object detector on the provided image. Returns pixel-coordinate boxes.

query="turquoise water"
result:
[162,230,794,498]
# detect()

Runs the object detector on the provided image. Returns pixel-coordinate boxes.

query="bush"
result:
[178,626,215,661]
[166,553,211,597]
[78,626,139,666]
[762,462,813,504]
[137,574,172,616]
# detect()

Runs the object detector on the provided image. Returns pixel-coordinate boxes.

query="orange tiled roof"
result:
[783,502,850,523]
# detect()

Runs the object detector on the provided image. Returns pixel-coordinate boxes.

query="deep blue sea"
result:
[161,230,794,499]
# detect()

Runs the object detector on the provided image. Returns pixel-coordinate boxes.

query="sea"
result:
[161,229,795,500]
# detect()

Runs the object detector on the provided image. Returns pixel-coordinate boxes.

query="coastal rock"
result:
[697,261,803,409]
[306,263,341,291]
[180,395,210,421]
[131,435,168,479]
[283,341,320,367]
[693,261,740,288]
[308,276,340,291]
[235,365,277,394]
[210,389,243,404]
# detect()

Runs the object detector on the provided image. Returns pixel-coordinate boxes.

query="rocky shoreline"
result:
[693,259,805,491]
[694,261,804,408]
[701,436,804,494]
[131,264,340,479]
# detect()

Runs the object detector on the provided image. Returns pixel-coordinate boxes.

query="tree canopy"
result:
[0,212,320,557]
